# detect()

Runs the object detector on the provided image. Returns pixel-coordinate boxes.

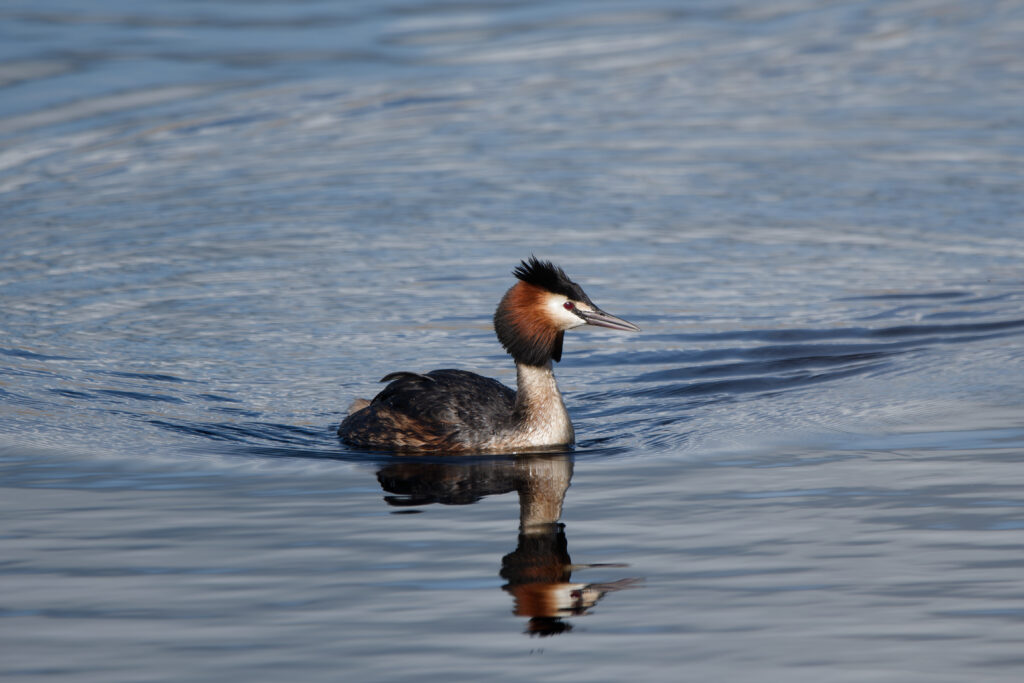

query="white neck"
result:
[507,361,574,449]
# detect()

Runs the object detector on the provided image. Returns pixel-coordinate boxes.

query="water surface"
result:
[2,1,1024,681]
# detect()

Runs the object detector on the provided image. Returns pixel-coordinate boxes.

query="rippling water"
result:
[3,1,1024,681]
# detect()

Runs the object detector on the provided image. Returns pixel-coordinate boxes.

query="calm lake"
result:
[2,1,1024,681]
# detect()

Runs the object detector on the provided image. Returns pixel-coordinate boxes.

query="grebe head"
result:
[494,257,640,367]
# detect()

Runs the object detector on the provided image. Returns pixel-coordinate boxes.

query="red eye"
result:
[563,301,575,310]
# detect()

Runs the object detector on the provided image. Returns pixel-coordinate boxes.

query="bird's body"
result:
[338,258,638,453]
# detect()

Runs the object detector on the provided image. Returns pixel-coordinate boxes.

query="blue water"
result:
[3,1,1024,681]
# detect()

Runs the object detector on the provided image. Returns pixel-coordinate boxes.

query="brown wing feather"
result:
[338,369,516,452]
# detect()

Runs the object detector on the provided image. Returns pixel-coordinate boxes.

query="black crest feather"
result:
[512,256,593,304]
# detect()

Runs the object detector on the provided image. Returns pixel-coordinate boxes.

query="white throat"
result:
[507,361,574,449]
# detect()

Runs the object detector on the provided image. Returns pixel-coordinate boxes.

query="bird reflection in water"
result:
[376,454,641,636]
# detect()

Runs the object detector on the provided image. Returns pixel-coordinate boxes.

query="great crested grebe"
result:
[338,257,639,452]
